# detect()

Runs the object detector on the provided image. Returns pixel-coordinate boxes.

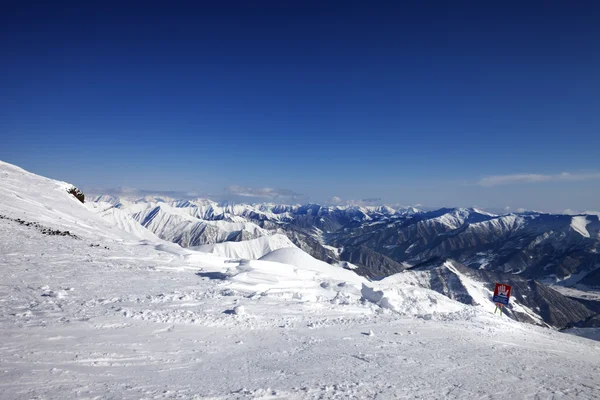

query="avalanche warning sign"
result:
[493,283,512,306]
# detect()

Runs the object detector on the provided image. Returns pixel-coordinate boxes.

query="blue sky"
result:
[1,1,599,212]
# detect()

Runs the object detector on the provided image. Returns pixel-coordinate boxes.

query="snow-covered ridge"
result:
[85,202,161,241]
[0,161,140,241]
[571,216,591,238]
[465,214,525,234]
[90,194,424,221]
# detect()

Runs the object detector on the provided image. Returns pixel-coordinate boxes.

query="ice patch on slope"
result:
[571,216,591,238]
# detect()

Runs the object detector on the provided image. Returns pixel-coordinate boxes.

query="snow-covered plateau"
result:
[1,160,599,399]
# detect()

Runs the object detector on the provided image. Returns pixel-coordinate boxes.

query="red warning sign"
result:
[493,283,512,305]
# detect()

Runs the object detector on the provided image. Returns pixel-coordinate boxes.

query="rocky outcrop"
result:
[67,186,85,203]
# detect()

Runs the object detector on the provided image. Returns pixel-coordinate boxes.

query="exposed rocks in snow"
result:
[0,214,79,238]
[67,186,85,203]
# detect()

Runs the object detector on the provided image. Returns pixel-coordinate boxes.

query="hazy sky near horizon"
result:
[1,1,599,212]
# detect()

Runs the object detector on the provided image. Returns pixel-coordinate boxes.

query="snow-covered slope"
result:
[192,233,296,259]
[0,161,144,241]
[391,260,596,328]
[86,201,162,241]
[126,202,270,247]
[3,160,600,399]
[571,215,591,238]
[259,247,369,284]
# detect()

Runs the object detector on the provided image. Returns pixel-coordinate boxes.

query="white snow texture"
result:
[0,159,599,400]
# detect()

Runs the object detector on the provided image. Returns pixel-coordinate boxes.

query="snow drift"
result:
[192,233,297,259]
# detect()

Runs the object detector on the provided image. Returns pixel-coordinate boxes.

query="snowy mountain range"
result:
[2,160,600,398]
[85,183,600,330]
[91,193,600,285]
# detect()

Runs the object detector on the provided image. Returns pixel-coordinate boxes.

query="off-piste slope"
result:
[0,161,149,242]
[86,201,162,241]
[370,259,596,328]
[1,160,600,399]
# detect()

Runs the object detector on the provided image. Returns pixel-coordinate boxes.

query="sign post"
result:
[493,283,512,316]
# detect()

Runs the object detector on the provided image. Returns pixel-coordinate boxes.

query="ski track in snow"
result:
[1,160,600,399]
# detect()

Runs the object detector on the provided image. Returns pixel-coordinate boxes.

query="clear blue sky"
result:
[1,1,599,212]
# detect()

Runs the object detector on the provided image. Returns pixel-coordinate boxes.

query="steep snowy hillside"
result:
[0,161,147,242]
[127,202,270,247]
[86,201,162,241]
[328,207,600,282]
[392,260,596,328]
[2,160,600,399]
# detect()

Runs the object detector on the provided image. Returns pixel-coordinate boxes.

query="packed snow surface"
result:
[1,160,600,399]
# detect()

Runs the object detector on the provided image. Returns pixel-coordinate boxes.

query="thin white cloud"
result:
[478,171,600,187]
[86,187,206,199]
[325,196,387,206]
[329,196,343,205]
[562,209,600,218]
[225,185,303,200]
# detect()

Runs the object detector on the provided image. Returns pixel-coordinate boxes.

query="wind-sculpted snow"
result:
[258,247,366,284]
[360,282,467,317]
[192,234,297,259]
[215,257,367,303]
